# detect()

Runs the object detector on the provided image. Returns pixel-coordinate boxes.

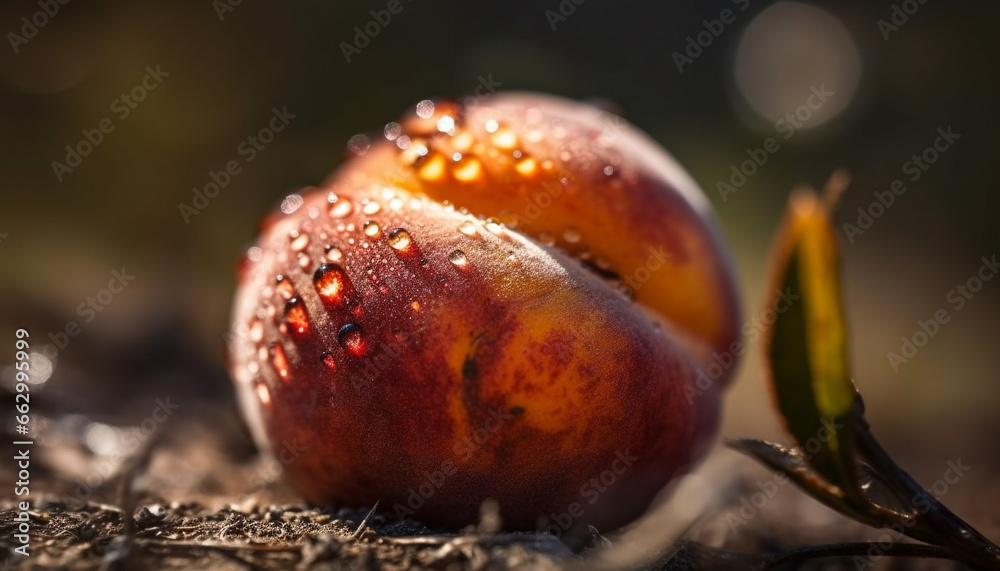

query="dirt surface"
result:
[0,315,996,570]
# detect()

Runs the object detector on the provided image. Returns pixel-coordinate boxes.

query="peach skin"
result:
[228,93,741,534]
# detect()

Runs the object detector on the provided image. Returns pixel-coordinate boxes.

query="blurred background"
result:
[0,0,998,560]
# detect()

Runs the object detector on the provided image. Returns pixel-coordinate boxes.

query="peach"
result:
[228,93,741,534]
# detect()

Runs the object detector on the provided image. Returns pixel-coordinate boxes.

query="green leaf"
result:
[762,190,863,504]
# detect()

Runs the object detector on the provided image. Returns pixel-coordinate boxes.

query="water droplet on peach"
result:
[284,297,309,338]
[338,323,366,356]
[458,220,477,236]
[324,245,344,263]
[255,379,271,406]
[330,199,353,218]
[484,219,504,234]
[384,122,401,140]
[453,158,482,182]
[297,252,312,270]
[321,350,337,372]
[281,194,304,214]
[249,319,263,343]
[388,228,412,250]
[448,250,468,267]
[270,343,291,382]
[416,100,435,119]
[275,275,294,300]
[347,134,371,155]
[363,221,381,237]
[290,231,310,252]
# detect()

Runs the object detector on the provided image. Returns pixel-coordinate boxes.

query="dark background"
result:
[0,0,998,555]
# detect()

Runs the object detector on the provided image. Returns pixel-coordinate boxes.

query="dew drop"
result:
[484,218,504,235]
[603,165,614,176]
[314,263,354,305]
[338,323,366,356]
[448,250,468,267]
[348,134,371,155]
[255,379,271,406]
[515,157,537,177]
[485,119,499,133]
[324,245,344,263]
[270,343,291,382]
[247,246,263,262]
[321,350,337,372]
[436,115,455,133]
[415,99,435,119]
[297,252,312,270]
[492,129,518,150]
[284,297,309,337]
[290,231,310,252]
[453,158,482,182]
[419,154,447,182]
[384,122,402,140]
[538,232,555,246]
[563,228,582,244]
[389,197,404,210]
[395,135,411,150]
[363,220,381,237]
[388,228,412,250]
[362,201,381,215]
[280,194,304,214]
[249,319,263,343]
[458,220,478,236]
[330,199,353,218]
[275,275,294,300]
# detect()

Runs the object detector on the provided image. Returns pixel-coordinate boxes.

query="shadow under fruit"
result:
[227,93,742,534]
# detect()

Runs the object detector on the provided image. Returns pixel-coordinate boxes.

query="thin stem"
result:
[855,424,1000,570]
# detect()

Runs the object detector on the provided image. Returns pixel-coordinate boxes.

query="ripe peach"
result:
[228,93,741,534]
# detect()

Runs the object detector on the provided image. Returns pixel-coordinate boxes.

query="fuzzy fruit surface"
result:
[228,93,741,533]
